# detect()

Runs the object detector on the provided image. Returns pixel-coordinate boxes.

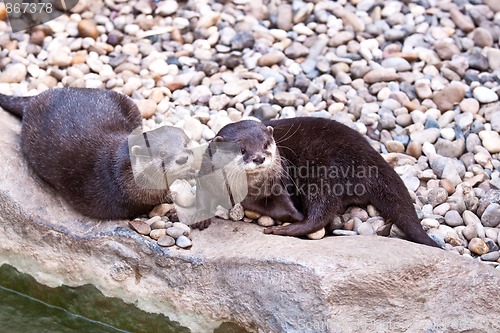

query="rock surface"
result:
[1,110,500,333]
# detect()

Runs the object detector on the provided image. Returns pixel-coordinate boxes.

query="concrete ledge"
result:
[1,110,499,333]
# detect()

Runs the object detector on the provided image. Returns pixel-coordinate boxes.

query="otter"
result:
[193,118,440,248]
[0,88,193,219]
[191,120,304,229]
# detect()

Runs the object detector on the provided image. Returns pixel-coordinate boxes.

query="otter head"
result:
[211,120,277,174]
[129,125,194,189]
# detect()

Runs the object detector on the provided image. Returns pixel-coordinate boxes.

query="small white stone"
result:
[473,86,498,104]
[307,228,326,240]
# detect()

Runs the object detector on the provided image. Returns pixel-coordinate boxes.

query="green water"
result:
[0,264,247,333]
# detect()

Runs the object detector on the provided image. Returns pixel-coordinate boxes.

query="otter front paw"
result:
[190,219,212,230]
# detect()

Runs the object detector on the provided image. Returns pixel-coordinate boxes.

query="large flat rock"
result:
[1,109,499,332]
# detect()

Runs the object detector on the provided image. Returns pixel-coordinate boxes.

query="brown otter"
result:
[0,88,193,219]
[191,120,304,229]
[194,118,440,248]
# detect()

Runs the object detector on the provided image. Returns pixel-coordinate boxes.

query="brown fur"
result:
[0,88,191,219]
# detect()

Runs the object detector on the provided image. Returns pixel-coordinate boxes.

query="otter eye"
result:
[240,148,246,155]
[263,142,269,150]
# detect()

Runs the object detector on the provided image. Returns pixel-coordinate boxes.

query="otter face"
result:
[129,126,195,189]
[211,121,277,175]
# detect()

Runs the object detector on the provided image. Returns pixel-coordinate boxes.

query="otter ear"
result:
[213,136,224,142]
[267,126,274,135]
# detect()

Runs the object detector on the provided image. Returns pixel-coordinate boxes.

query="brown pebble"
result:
[77,19,99,40]
[468,238,489,255]
[129,220,151,235]
[149,203,175,217]
[433,84,465,112]
[406,141,422,158]
[164,81,185,92]
[440,179,456,195]
[343,219,354,231]
[0,3,6,21]
[244,210,262,220]
[157,235,175,247]
[30,30,46,46]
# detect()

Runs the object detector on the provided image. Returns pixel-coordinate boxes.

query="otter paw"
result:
[191,219,212,230]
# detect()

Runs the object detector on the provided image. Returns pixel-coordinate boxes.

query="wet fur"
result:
[262,118,440,248]
[0,88,190,219]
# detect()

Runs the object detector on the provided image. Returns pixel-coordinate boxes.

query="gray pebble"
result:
[176,235,192,248]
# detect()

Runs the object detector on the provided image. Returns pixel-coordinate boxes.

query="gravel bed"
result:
[0,0,499,263]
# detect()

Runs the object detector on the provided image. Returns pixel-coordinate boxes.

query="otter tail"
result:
[371,176,442,248]
[0,94,32,118]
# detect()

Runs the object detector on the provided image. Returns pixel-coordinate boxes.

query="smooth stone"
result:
[385,140,405,153]
[274,92,296,107]
[481,203,500,228]
[157,235,175,247]
[307,228,326,240]
[150,229,167,240]
[363,68,399,83]
[473,87,498,104]
[415,79,433,99]
[149,203,176,217]
[0,63,27,83]
[445,210,464,227]
[134,99,157,119]
[148,59,170,76]
[176,235,192,248]
[230,31,255,51]
[481,251,500,262]
[244,210,262,220]
[215,206,229,220]
[380,58,411,72]
[449,8,475,32]
[462,224,478,241]
[468,238,489,256]
[277,4,293,30]
[129,220,151,236]
[257,51,285,67]
[157,0,179,16]
[433,84,465,112]
[166,226,187,239]
[332,230,358,236]
[479,131,500,154]
[434,139,465,158]
[486,48,500,70]
[257,216,275,227]
[459,98,480,114]
[77,19,99,39]
[357,222,375,236]
[427,188,448,208]
[434,40,460,60]
[410,128,440,144]
[285,42,309,59]
[473,28,493,48]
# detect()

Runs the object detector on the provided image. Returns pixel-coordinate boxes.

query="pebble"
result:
[229,203,245,221]
[176,235,192,248]
[481,251,500,262]
[481,203,500,228]
[77,20,99,40]
[479,131,500,154]
[332,230,358,236]
[166,226,188,239]
[257,51,285,67]
[449,8,475,33]
[150,229,167,240]
[473,28,494,48]
[444,210,463,227]
[473,87,498,104]
[468,238,489,256]
[257,216,275,227]
[0,63,27,83]
[157,0,178,16]
[129,220,151,236]
[134,99,157,119]
[157,235,175,247]
[363,69,399,83]
[307,228,326,240]
[357,222,375,236]
[459,98,480,114]
[433,84,465,112]
[244,210,262,220]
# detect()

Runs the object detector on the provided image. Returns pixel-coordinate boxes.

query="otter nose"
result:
[253,155,265,165]
[176,155,189,165]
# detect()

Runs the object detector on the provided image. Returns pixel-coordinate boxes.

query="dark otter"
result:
[195,118,440,248]
[0,88,193,219]
[191,120,304,229]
